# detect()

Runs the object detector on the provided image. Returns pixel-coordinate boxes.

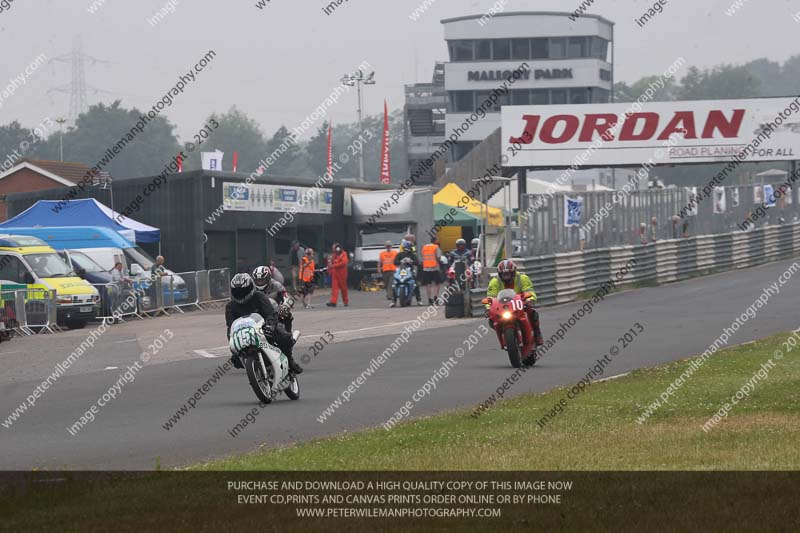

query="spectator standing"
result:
[379,241,398,300]
[289,242,304,292]
[420,236,443,305]
[578,226,587,251]
[151,255,167,278]
[299,248,317,308]
[326,243,349,307]
[110,262,128,283]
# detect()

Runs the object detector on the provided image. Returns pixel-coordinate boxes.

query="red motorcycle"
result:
[483,289,537,368]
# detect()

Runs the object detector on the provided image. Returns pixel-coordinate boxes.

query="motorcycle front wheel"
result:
[244,348,275,404]
[399,290,411,307]
[284,376,300,400]
[504,327,522,368]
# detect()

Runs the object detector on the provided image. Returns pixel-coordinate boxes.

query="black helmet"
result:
[230,273,255,303]
[252,266,272,291]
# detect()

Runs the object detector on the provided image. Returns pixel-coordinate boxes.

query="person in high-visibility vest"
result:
[299,248,317,309]
[379,241,398,301]
[420,236,444,305]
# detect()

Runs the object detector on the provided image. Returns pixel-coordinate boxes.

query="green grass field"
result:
[196,331,800,471]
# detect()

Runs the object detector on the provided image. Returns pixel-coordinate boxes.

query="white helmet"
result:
[252,266,272,292]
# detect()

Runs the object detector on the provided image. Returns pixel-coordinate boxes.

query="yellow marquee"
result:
[433,183,504,226]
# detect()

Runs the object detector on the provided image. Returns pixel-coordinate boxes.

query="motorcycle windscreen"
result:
[230,316,257,333]
[497,289,516,303]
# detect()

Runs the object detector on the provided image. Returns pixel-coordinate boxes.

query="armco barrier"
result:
[469,222,800,316]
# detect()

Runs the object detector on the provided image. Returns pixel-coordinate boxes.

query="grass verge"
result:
[3,331,799,531]
[195,330,800,470]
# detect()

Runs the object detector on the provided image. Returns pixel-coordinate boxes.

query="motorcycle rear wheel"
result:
[244,349,275,404]
[504,327,522,368]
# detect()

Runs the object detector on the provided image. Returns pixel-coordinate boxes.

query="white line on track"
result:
[112,339,139,344]
[197,319,444,354]
[104,366,119,370]
[194,350,222,359]
[594,372,630,383]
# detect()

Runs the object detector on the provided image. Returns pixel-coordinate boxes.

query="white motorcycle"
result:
[229,313,300,404]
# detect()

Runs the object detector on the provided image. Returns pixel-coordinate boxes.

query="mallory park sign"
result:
[467,68,573,82]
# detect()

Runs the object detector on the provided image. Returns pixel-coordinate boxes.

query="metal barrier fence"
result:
[0,289,58,336]
[520,183,800,257]
[174,271,202,310]
[136,277,165,316]
[471,221,800,316]
[93,282,140,322]
[208,269,231,303]
[0,269,232,340]
[93,269,231,320]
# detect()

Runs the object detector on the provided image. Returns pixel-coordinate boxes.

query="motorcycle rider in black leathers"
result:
[448,238,474,267]
[225,273,303,374]
[253,265,293,332]
[392,239,423,307]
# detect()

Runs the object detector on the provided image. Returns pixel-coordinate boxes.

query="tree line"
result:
[2,54,799,185]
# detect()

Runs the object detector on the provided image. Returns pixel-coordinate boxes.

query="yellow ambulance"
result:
[0,235,99,329]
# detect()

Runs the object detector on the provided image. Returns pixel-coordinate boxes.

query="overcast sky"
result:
[1,0,798,143]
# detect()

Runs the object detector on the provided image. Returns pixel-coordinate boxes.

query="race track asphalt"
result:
[0,257,798,469]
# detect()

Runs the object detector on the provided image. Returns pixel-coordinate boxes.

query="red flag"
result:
[326,123,333,180]
[379,101,391,184]
[232,151,239,173]
[176,152,183,173]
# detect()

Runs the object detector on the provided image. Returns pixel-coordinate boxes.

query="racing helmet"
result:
[497,259,517,283]
[252,266,272,292]
[471,238,479,249]
[456,238,466,250]
[230,273,256,304]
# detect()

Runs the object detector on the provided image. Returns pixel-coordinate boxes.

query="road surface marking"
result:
[194,350,221,359]
[198,319,473,355]
[112,339,139,344]
[594,372,630,383]
[104,366,119,370]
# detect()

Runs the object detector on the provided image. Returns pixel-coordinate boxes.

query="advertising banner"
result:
[564,196,583,226]
[223,182,333,214]
[763,184,777,207]
[713,187,727,214]
[502,97,800,167]
[201,150,224,171]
